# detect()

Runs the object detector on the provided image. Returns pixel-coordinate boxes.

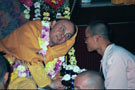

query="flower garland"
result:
[13,61,30,77]
[9,60,30,82]
[45,56,65,79]
[38,21,50,57]
[21,0,71,21]
[60,47,86,89]
[38,20,66,79]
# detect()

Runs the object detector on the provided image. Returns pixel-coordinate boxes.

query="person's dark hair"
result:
[88,20,112,41]
[0,52,10,82]
[55,18,77,37]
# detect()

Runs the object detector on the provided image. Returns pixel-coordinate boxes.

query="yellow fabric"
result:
[111,0,135,4]
[8,77,37,89]
[0,20,78,88]
[0,20,43,65]
[28,64,51,88]
[111,0,124,4]
[124,0,135,4]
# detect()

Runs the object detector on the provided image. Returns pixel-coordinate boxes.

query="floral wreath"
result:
[21,0,71,21]
[9,0,86,89]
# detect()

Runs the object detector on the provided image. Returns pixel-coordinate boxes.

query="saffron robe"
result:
[8,77,37,89]
[0,20,78,88]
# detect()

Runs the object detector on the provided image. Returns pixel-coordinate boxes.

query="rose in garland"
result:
[45,0,64,9]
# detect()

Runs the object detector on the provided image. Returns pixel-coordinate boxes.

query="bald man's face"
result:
[49,20,74,46]
[74,75,90,89]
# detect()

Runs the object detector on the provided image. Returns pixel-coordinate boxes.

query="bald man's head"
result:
[74,71,104,89]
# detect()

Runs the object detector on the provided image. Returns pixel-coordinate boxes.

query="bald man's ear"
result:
[94,35,101,43]
[93,35,98,43]
[51,20,57,29]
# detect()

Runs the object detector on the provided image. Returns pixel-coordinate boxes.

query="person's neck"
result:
[97,41,111,56]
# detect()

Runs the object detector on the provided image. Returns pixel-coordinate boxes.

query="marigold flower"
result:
[43,12,50,16]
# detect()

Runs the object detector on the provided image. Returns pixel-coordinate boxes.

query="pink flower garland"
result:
[13,60,30,77]
[39,22,50,56]
[39,21,65,79]
[48,59,63,78]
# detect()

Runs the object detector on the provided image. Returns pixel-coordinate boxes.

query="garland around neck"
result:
[38,20,65,79]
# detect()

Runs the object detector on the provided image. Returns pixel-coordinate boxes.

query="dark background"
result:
[71,0,135,71]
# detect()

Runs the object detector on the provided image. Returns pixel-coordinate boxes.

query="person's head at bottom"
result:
[74,71,104,89]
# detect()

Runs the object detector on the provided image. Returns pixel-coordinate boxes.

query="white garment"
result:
[101,44,135,89]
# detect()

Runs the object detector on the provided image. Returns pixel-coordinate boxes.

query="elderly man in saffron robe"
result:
[0,19,78,89]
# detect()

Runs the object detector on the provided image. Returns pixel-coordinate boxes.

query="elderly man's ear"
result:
[51,20,57,29]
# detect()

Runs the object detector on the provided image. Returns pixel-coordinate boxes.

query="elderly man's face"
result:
[49,20,74,46]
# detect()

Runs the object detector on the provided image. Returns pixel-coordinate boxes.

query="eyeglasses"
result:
[60,25,73,40]
[64,32,72,40]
